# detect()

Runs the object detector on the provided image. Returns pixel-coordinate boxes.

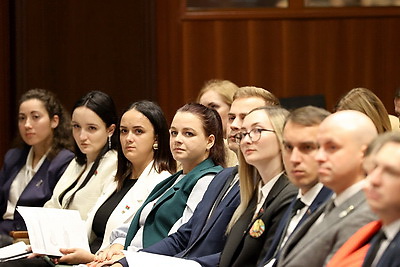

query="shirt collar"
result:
[333,179,365,207]
[258,171,283,202]
[382,218,400,242]
[25,147,48,173]
[296,182,324,207]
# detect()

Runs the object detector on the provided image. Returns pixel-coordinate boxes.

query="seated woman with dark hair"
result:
[0,89,74,236]
[44,90,119,220]
[86,100,176,253]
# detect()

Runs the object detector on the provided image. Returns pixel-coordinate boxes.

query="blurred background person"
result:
[197,79,239,167]
[335,87,392,133]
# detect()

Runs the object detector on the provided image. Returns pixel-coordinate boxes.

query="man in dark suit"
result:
[276,110,378,267]
[115,86,281,267]
[327,132,400,267]
[258,106,332,266]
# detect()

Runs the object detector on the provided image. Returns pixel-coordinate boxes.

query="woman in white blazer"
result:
[85,100,176,253]
[44,91,119,220]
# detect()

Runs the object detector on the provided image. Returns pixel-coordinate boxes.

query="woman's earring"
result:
[153,143,158,150]
[108,136,112,150]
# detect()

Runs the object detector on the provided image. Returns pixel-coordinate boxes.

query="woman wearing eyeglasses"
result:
[219,106,297,267]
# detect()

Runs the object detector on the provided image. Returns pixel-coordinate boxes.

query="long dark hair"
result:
[115,100,176,190]
[177,103,226,167]
[72,91,118,165]
[16,88,74,159]
[59,91,118,208]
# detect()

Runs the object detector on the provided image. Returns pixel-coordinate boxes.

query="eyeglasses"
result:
[235,128,275,143]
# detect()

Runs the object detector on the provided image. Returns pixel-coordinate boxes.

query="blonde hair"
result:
[227,106,289,232]
[233,86,280,106]
[335,88,391,133]
[196,79,239,106]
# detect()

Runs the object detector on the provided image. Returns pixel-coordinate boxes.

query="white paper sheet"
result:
[0,241,31,262]
[17,206,90,257]
[123,251,202,267]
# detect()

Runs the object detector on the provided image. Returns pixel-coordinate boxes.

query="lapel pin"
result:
[339,205,354,218]
[122,205,130,214]
[249,219,265,238]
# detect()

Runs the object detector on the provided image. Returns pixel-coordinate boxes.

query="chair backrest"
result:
[279,94,326,110]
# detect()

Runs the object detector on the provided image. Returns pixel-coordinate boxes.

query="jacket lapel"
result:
[297,186,332,226]
[199,181,240,237]
[285,190,366,262]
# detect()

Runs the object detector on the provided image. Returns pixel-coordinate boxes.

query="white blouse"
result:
[3,147,47,220]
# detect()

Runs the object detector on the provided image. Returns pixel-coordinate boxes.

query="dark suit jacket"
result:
[0,147,74,234]
[124,159,223,249]
[142,166,240,267]
[219,174,297,267]
[371,227,400,267]
[258,185,332,266]
[277,190,377,267]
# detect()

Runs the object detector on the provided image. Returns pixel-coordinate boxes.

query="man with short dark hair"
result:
[258,106,332,266]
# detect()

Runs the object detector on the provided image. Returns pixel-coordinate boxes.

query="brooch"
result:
[122,205,130,214]
[249,219,265,238]
[339,205,354,218]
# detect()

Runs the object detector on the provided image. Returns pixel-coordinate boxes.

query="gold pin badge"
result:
[249,219,265,238]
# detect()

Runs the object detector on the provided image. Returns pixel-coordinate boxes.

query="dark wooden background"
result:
[0,0,399,164]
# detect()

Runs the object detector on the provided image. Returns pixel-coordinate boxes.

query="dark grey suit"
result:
[277,190,377,267]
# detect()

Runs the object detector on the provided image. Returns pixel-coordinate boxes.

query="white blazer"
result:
[44,150,118,221]
[85,160,171,251]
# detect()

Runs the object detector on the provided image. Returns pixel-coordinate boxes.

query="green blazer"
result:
[124,158,222,249]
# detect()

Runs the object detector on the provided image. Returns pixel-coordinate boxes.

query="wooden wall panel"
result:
[0,0,13,164]
[156,0,400,119]
[13,0,156,117]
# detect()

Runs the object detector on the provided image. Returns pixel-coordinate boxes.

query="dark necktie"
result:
[291,198,306,218]
[362,230,387,267]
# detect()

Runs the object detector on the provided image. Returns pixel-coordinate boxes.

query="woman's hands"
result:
[55,247,95,264]
[82,243,124,266]
[94,244,124,262]
[36,244,124,266]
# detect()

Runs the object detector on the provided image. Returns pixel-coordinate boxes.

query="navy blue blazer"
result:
[0,147,74,234]
[258,185,332,266]
[142,166,240,267]
[368,229,400,267]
